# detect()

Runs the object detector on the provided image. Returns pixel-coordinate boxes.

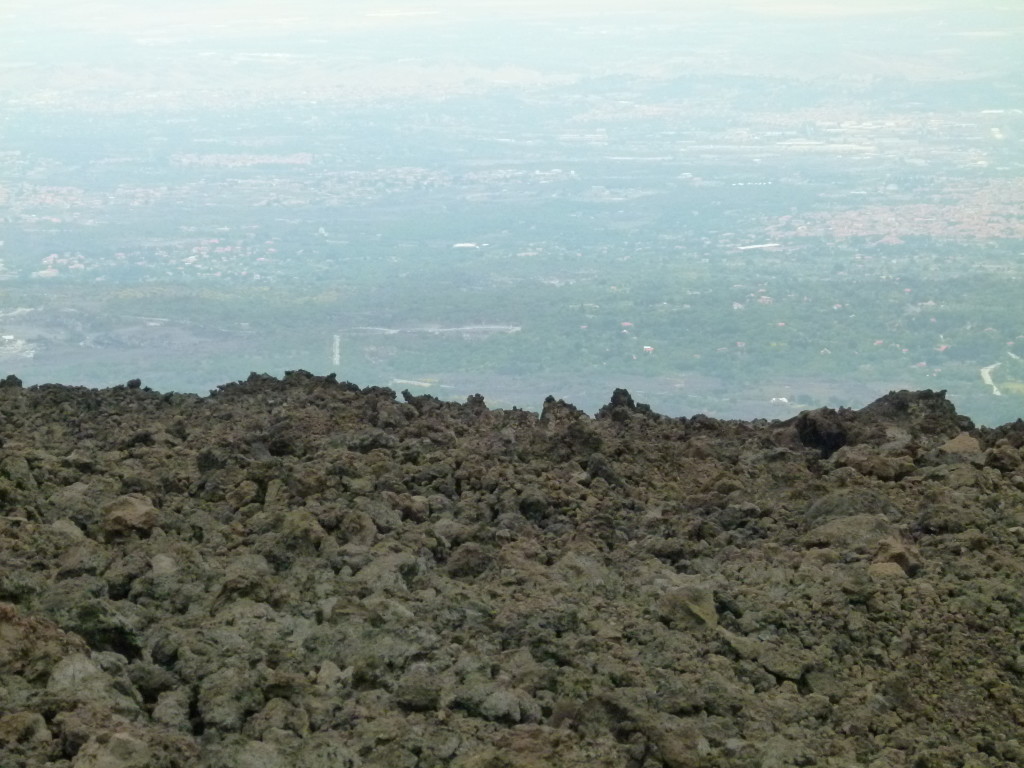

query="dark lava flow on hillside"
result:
[1,371,1023,767]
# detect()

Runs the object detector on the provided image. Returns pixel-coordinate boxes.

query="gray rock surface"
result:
[1,376,1022,766]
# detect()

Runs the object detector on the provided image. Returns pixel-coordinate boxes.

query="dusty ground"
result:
[1,371,1023,767]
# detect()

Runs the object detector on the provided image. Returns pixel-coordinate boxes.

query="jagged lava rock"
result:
[0,373,1022,767]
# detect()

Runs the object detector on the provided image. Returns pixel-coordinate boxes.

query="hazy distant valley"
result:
[2,2,1023,424]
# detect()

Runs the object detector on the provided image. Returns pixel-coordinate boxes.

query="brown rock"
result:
[805,488,901,525]
[446,542,492,578]
[0,711,51,745]
[57,540,113,579]
[873,537,923,576]
[100,494,158,540]
[985,442,1023,473]
[152,689,191,732]
[1,455,37,491]
[831,444,915,481]
[802,514,898,554]
[0,602,88,682]
[337,508,377,546]
[226,479,260,509]
[939,432,981,455]
[72,731,152,768]
[394,663,443,711]
[658,582,718,629]
[648,714,711,768]
[868,562,907,580]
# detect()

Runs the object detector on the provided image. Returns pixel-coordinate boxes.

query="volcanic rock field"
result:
[1,371,1023,767]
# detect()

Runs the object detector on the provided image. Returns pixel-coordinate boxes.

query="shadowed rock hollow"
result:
[1,371,1023,767]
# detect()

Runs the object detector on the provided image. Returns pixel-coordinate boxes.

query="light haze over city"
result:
[2,0,1023,423]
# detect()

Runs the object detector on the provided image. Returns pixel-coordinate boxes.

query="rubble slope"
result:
[1,372,1023,767]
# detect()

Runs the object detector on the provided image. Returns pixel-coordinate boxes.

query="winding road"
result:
[980,362,1002,396]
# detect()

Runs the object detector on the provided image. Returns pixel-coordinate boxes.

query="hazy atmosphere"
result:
[5,6,1024,768]
[2,0,1023,422]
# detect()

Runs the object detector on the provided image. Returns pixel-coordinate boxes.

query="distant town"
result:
[1,4,1022,424]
